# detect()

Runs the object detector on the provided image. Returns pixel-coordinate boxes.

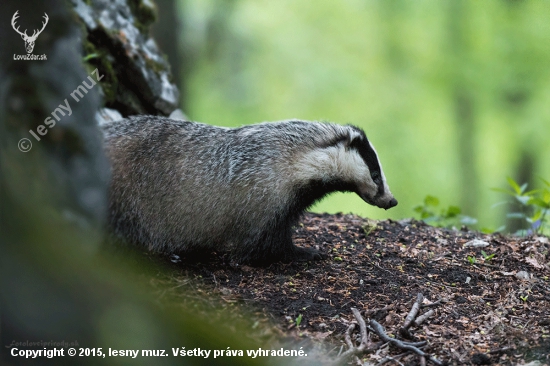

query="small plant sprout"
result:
[414,195,477,229]
[295,314,303,327]
[467,255,476,265]
[520,295,528,302]
[493,177,550,236]
[481,250,495,262]
[82,53,99,62]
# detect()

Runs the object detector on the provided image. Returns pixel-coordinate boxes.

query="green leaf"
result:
[494,225,506,233]
[530,209,543,222]
[507,177,522,194]
[524,189,540,196]
[482,226,505,234]
[423,216,438,224]
[295,314,302,327]
[460,216,478,225]
[424,195,439,207]
[506,213,526,219]
[515,195,531,205]
[83,53,99,62]
[529,198,550,209]
[491,201,509,209]
[446,206,461,217]
[519,183,528,194]
[491,187,514,195]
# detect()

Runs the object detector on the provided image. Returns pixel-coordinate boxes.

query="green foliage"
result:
[520,295,528,302]
[184,0,550,226]
[467,255,476,265]
[362,222,377,236]
[414,195,477,229]
[481,250,495,262]
[82,53,99,62]
[493,177,550,236]
[295,313,302,327]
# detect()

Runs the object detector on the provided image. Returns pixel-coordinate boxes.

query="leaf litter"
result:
[147,213,550,365]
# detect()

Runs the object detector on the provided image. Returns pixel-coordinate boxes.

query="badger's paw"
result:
[291,246,327,262]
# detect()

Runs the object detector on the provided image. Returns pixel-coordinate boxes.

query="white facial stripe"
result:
[293,144,378,196]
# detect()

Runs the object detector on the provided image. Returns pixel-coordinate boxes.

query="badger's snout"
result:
[369,196,398,210]
[386,198,398,210]
[359,192,398,210]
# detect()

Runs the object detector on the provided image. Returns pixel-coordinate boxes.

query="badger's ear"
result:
[344,130,363,149]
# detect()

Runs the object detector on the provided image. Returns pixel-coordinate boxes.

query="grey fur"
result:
[102,116,397,265]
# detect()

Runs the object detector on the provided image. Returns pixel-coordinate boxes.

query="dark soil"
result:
[149,213,550,365]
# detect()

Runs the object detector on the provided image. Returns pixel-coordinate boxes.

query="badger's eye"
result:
[371,171,381,183]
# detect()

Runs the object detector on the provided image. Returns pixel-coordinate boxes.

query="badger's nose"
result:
[387,198,398,209]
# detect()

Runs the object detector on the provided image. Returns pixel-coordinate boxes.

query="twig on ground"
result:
[352,308,368,350]
[335,307,379,364]
[364,304,395,317]
[421,299,442,308]
[414,309,435,326]
[420,355,426,366]
[375,352,407,366]
[488,346,515,354]
[400,293,439,337]
[334,295,443,365]
[344,324,356,350]
[369,319,443,366]
[402,293,423,330]
[400,293,424,339]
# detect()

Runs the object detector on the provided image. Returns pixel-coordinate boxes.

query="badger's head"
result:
[293,123,397,210]
[339,126,397,210]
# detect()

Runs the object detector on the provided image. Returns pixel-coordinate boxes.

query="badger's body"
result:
[102,116,397,265]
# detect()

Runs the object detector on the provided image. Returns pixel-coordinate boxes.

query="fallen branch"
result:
[400,293,423,339]
[364,304,395,317]
[421,299,442,308]
[375,352,407,366]
[352,308,368,350]
[414,309,435,326]
[369,319,443,366]
[400,293,438,338]
[402,293,424,330]
[334,300,443,366]
[334,308,381,363]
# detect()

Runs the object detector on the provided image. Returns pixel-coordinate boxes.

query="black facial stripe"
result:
[349,128,385,197]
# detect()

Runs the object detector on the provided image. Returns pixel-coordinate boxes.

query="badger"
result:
[102,116,397,265]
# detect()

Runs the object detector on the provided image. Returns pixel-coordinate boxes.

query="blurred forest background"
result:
[157,0,550,231]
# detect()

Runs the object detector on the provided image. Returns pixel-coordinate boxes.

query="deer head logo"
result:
[11,11,49,54]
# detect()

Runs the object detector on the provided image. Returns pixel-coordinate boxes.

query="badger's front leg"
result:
[236,225,326,266]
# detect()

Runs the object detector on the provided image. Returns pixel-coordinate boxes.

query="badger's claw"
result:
[291,246,327,262]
